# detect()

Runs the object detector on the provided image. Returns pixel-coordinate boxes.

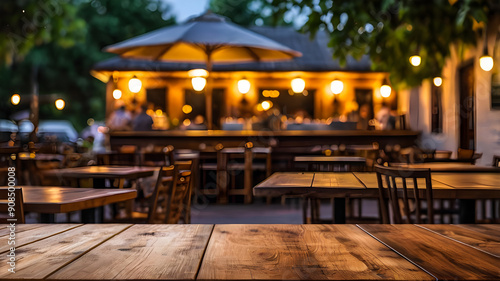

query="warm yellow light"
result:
[261,100,272,111]
[192,77,207,91]
[11,94,20,105]
[237,79,251,94]
[128,76,142,93]
[188,68,208,78]
[330,80,344,95]
[112,89,122,99]
[155,109,163,116]
[182,104,193,114]
[380,85,392,98]
[433,77,443,87]
[183,119,192,126]
[409,55,421,66]
[479,55,494,71]
[55,99,65,110]
[291,78,305,93]
[263,90,280,98]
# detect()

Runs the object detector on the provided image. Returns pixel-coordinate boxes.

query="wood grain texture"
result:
[0,224,129,280]
[417,224,500,257]
[5,186,137,213]
[0,224,81,253]
[253,172,313,197]
[390,163,499,172]
[197,224,432,280]
[359,224,500,280]
[48,224,213,280]
[0,223,44,237]
[312,172,365,189]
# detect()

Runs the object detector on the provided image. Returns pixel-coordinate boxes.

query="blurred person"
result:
[107,101,132,131]
[375,105,396,130]
[357,104,372,130]
[132,104,154,131]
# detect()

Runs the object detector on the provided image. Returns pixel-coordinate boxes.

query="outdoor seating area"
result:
[1,1,500,280]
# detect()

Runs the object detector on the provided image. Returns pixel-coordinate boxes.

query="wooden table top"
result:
[1,186,137,213]
[42,165,156,179]
[254,172,500,199]
[1,224,498,280]
[254,172,368,197]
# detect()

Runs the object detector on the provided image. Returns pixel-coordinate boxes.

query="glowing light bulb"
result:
[191,77,206,91]
[237,79,251,94]
[409,55,421,66]
[479,55,494,71]
[112,89,122,99]
[128,76,142,93]
[380,85,392,98]
[11,94,20,105]
[330,80,344,95]
[291,78,305,93]
[55,99,65,110]
[433,77,442,87]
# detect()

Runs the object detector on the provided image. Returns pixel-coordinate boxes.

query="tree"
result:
[1,0,175,130]
[263,0,493,87]
[0,0,86,65]
[210,0,290,26]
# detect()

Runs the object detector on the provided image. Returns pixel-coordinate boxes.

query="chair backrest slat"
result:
[374,164,434,224]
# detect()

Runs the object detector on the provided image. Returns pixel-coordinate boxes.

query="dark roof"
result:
[92,26,373,73]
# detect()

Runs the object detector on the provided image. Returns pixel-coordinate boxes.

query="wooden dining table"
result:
[4,186,137,223]
[0,223,498,280]
[254,172,500,223]
[41,165,157,188]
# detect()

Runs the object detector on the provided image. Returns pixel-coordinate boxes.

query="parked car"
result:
[18,120,78,143]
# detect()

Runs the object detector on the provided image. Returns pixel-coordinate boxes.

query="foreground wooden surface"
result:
[1,224,499,280]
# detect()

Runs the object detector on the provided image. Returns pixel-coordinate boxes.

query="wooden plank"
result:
[197,224,432,280]
[0,224,44,237]
[294,156,366,163]
[391,163,500,172]
[432,173,500,188]
[417,224,500,257]
[255,172,313,188]
[312,172,365,189]
[457,224,500,236]
[48,224,213,280]
[7,186,137,213]
[359,224,500,280]
[0,224,130,280]
[0,224,82,253]
[253,172,314,197]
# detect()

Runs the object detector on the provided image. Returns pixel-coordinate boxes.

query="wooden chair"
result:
[0,188,25,223]
[457,148,482,164]
[141,145,174,167]
[120,162,193,224]
[218,142,272,204]
[374,164,434,224]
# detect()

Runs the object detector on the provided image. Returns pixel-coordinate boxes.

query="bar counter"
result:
[110,130,420,150]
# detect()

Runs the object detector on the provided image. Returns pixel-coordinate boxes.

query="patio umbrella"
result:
[104,11,301,129]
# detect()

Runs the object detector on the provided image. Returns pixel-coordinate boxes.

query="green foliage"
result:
[0,0,175,131]
[264,0,491,87]
[210,0,291,26]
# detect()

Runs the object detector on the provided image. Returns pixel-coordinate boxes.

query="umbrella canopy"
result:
[104,11,302,129]
[104,12,301,63]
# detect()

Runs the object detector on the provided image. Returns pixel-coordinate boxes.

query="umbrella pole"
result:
[205,55,213,130]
